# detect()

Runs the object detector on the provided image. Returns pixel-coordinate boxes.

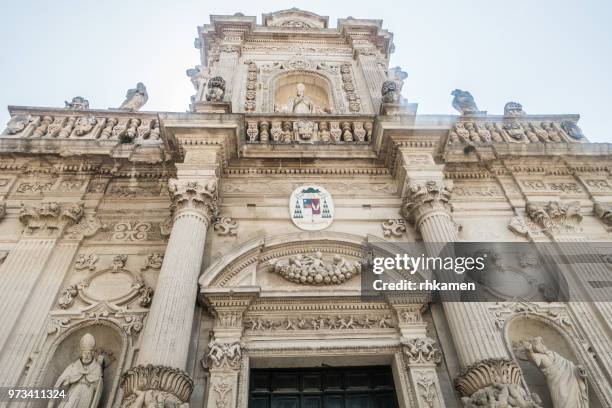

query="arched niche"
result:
[506,316,602,408]
[272,71,334,113]
[39,321,126,408]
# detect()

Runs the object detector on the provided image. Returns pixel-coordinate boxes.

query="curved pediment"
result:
[200,232,366,292]
[262,8,329,29]
[199,232,428,299]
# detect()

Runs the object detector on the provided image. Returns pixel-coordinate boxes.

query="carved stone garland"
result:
[267,251,361,285]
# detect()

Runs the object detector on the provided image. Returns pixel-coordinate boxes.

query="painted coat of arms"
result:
[290,185,334,231]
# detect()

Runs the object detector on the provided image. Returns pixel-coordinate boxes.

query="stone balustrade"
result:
[447,118,586,145]
[1,109,162,144]
[244,115,375,144]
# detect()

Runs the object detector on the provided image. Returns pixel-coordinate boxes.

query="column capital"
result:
[401,180,454,226]
[120,364,194,407]
[168,178,219,222]
[455,358,537,407]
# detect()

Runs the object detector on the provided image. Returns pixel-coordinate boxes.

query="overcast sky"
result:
[1,0,611,141]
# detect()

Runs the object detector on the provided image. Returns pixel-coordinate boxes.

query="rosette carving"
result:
[168,179,219,222]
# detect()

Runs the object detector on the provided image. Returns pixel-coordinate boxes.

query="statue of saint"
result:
[292,83,313,114]
[524,337,588,408]
[49,333,103,408]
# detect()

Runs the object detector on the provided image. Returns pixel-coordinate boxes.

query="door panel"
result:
[249,366,398,408]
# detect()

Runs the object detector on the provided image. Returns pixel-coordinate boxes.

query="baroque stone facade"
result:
[0,8,610,408]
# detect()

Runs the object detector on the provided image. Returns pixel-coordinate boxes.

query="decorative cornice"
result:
[168,179,219,222]
[401,180,453,225]
[120,364,193,406]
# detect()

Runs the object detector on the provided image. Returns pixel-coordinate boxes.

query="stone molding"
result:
[120,364,194,406]
[19,201,84,238]
[401,180,454,226]
[168,179,219,222]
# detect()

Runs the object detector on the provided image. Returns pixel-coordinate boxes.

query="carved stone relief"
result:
[19,201,84,237]
[244,314,395,331]
[267,251,361,285]
[57,254,154,310]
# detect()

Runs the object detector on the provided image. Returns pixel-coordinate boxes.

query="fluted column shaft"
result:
[137,179,217,369]
[356,51,387,112]
[136,208,209,368]
[402,180,508,367]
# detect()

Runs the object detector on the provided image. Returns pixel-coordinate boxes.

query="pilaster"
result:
[202,289,258,408]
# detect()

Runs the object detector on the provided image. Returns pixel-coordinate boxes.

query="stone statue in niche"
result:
[118,83,148,111]
[49,333,104,408]
[274,83,331,114]
[292,83,314,114]
[522,336,588,408]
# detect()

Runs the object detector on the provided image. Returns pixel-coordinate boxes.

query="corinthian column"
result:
[401,180,530,404]
[121,179,218,407]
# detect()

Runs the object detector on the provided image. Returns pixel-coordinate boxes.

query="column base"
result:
[120,364,194,407]
[455,359,540,407]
